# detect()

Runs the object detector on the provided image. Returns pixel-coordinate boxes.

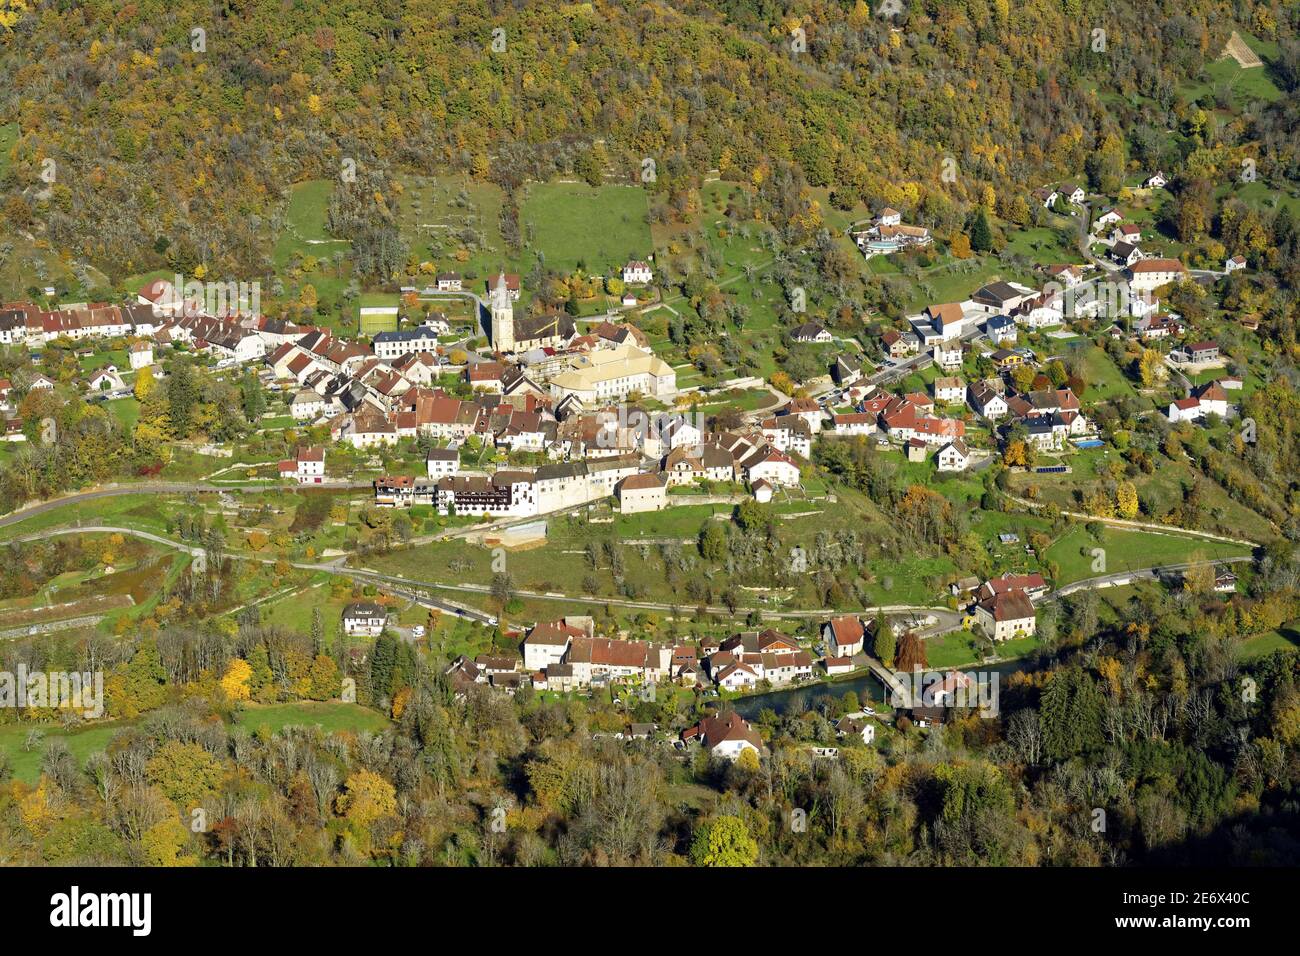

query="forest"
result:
[2,1,1297,287]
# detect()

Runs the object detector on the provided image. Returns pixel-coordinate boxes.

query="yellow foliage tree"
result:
[142,817,196,867]
[337,770,398,826]
[1116,481,1139,519]
[219,658,252,701]
[134,364,155,400]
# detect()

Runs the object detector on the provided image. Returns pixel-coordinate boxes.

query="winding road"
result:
[0,481,375,532]
[0,476,1262,641]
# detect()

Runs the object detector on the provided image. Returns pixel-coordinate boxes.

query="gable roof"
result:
[979,589,1035,622]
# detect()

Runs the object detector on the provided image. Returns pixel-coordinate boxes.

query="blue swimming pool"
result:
[1073,439,1104,449]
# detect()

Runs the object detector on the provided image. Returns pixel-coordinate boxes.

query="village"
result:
[0,166,1262,765]
[4,0,1300,888]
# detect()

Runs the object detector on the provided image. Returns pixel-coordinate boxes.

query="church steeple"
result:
[490,269,514,351]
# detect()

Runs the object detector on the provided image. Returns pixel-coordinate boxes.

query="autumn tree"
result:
[691,815,759,867]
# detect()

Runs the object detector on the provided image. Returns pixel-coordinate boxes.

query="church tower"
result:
[489,271,514,352]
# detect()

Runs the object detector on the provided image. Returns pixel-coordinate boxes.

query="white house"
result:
[1012,292,1064,329]
[933,376,965,404]
[968,383,1007,420]
[822,615,865,657]
[622,261,653,285]
[87,368,125,392]
[741,446,801,487]
[714,661,761,692]
[1046,264,1084,288]
[830,412,876,436]
[616,472,668,513]
[128,342,153,370]
[372,322,447,360]
[974,590,1036,642]
[936,438,971,472]
[1225,255,1247,273]
[760,418,812,459]
[792,321,833,344]
[1145,172,1167,189]
[342,601,388,637]
[425,447,460,478]
[1094,208,1123,230]
[877,207,902,227]
[290,390,327,421]
[932,343,962,369]
[983,314,1017,345]
[1167,382,1230,423]
[1128,258,1188,293]
[279,446,326,484]
[835,715,876,744]
[682,711,763,762]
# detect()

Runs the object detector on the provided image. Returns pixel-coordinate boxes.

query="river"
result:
[731,656,1037,719]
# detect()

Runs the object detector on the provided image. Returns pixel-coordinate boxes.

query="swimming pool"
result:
[1073,439,1104,449]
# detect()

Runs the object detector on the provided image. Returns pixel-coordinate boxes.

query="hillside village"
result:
[0,176,1261,743]
[2,0,1300,884]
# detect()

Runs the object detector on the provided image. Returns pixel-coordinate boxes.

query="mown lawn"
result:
[1239,622,1300,660]
[521,182,652,274]
[1074,344,1138,402]
[1044,525,1251,585]
[0,722,126,786]
[232,701,390,736]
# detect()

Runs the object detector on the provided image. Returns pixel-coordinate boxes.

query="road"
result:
[1,509,1261,638]
[1000,491,1263,547]
[1046,554,1255,599]
[867,322,987,390]
[0,480,376,532]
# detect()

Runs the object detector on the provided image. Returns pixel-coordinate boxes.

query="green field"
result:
[1003,225,1078,265]
[358,293,400,334]
[1044,525,1252,585]
[274,179,345,265]
[105,396,141,431]
[0,702,389,785]
[269,178,351,326]
[233,701,390,736]
[1239,622,1300,660]
[521,182,652,274]
[0,722,125,785]
[1073,344,1139,402]
[1180,32,1284,108]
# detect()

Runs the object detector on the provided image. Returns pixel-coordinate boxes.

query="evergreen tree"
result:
[370,633,397,705]
[166,361,198,438]
[1040,667,1105,760]
[969,208,993,252]
[873,612,896,667]
[311,607,323,657]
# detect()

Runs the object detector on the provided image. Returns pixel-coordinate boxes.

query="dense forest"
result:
[1,0,1297,282]
[1,575,1298,866]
